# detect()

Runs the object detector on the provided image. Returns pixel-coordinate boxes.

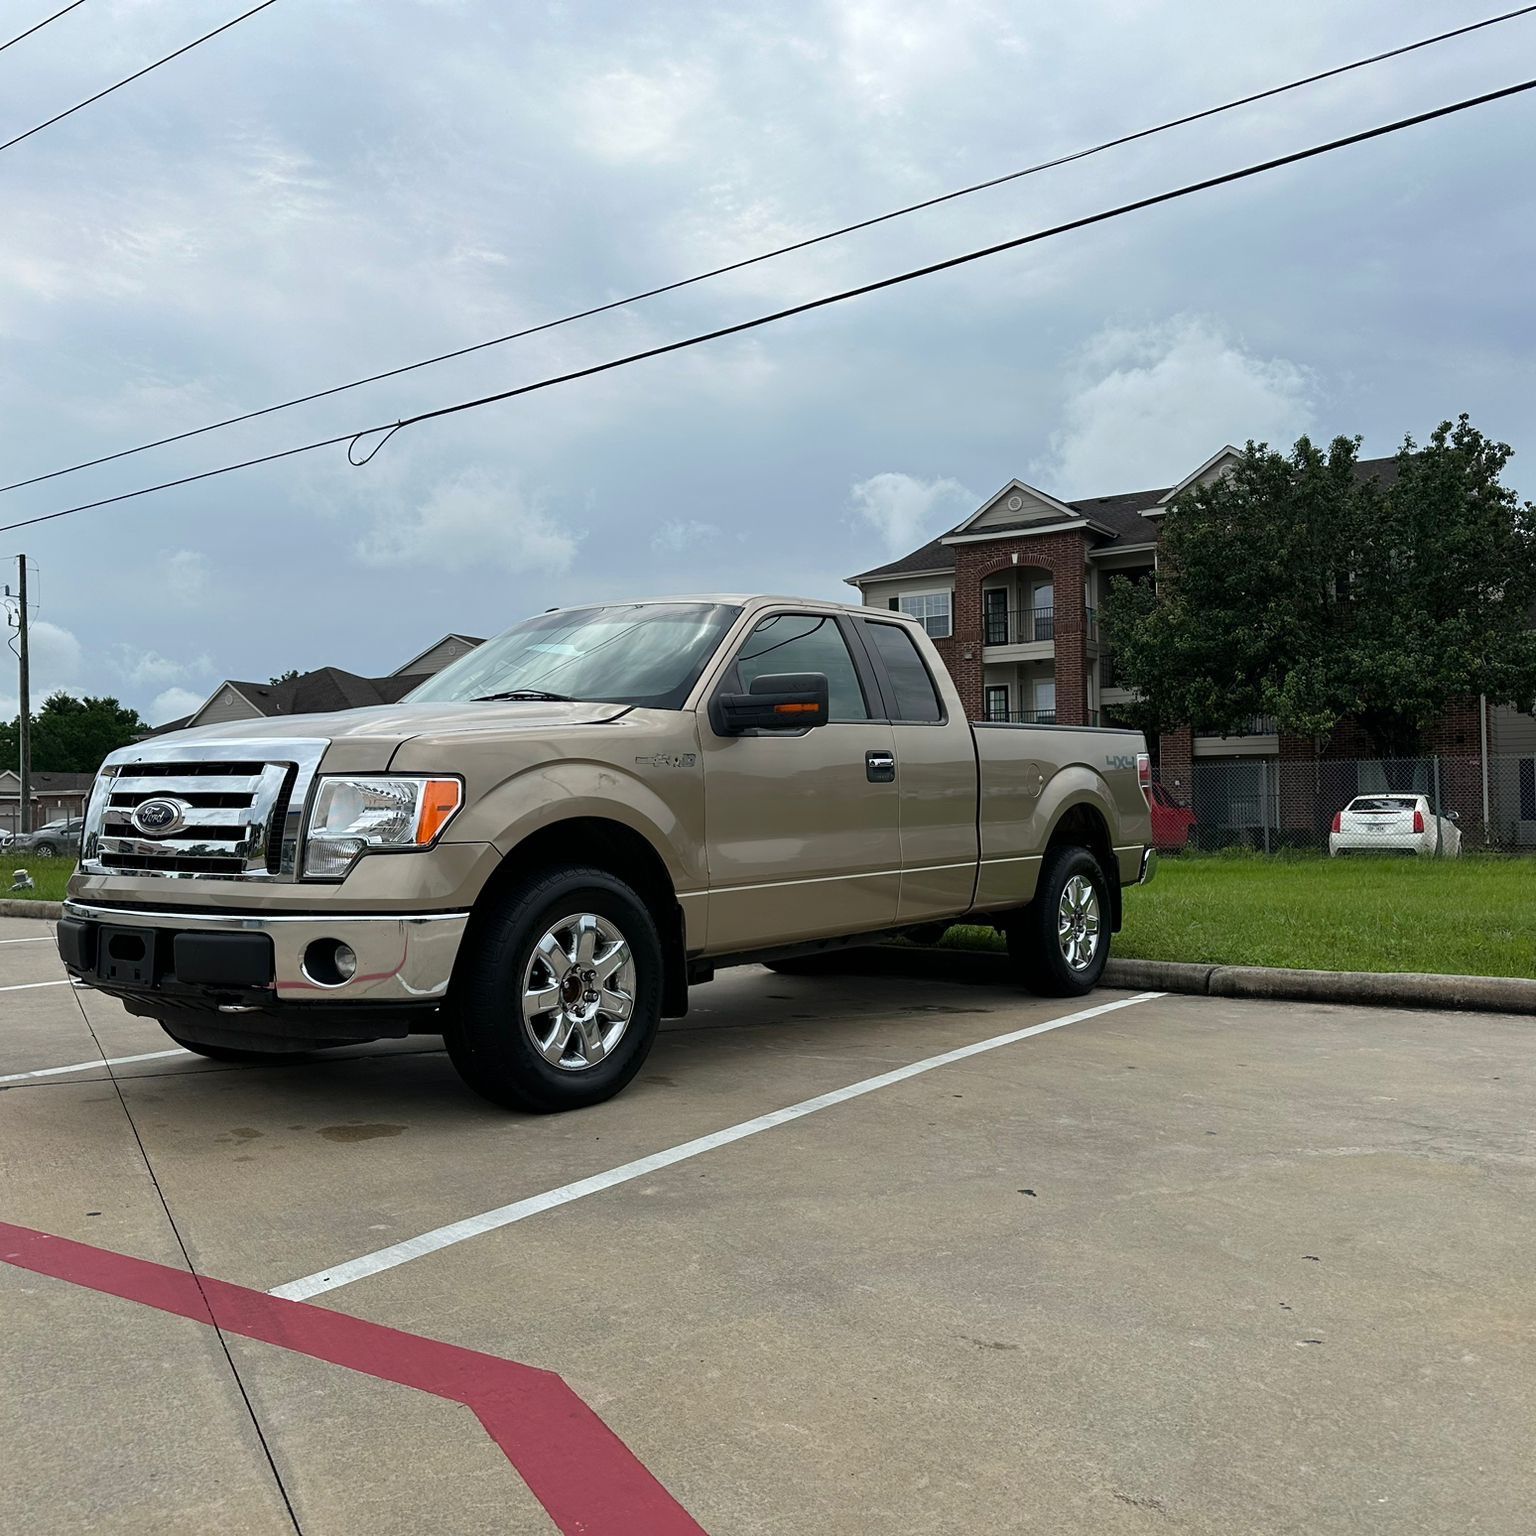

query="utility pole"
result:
[13,555,30,835]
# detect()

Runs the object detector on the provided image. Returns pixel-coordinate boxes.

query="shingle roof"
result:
[0,770,95,793]
[847,454,1407,584]
[220,667,429,719]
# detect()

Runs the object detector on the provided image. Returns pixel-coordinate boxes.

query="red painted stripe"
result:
[0,1221,707,1536]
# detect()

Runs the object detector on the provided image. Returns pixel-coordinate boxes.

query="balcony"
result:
[980,709,1104,726]
[984,605,1052,646]
[1196,715,1278,737]
[1193,714,1279,758]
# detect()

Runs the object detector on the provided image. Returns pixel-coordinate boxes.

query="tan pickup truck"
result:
[59,596,1154,1112]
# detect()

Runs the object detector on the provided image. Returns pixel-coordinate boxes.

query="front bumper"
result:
[58,901,469,1006]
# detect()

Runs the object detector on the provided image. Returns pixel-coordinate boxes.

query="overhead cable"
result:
[3,73,1533,537]
[4,3,1533,497]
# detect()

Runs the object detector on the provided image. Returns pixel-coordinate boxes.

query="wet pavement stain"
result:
[316,1123,407,1143]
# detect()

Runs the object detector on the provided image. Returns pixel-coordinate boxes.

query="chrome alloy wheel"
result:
[521,913,636,1071]
[1056,874,1102,972]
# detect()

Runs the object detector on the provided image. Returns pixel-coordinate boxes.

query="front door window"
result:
[983,589,1008,646]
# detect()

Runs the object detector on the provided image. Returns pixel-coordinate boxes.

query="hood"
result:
[153,699,631,749]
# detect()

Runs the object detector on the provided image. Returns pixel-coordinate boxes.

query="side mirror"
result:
[715,672,830,734]
[1446,810,1461,823]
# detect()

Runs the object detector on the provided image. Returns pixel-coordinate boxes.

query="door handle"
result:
[866,749,896,784]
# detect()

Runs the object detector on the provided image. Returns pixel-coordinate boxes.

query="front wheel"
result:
[445,866,663,1113]
[32,842,58,859]
[1006,844,1111,996]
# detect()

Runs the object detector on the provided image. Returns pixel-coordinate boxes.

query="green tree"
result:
[1100,418,1536,756]
[270,669,300,684]
[9,693,149,773]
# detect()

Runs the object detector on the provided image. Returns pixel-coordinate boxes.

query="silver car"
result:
[9,816,85,858]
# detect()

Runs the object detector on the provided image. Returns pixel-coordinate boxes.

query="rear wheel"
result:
[445,865,663,1113]
[32,842,58,858]
[1006,844,1111,996]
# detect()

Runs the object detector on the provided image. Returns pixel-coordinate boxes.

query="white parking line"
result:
[271,990,1164,1302]
[0,979,69,993]
[0,1048,191,1084]
[0,936,53,945]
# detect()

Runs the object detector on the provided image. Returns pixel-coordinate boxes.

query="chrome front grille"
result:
[81,739,328,881]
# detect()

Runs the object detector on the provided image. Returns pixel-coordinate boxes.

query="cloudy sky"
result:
[2,0,1533,724]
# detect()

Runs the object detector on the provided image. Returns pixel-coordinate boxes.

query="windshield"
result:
[408,602,741,710]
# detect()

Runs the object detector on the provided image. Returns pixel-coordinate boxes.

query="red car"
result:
[1147,782,1196,851]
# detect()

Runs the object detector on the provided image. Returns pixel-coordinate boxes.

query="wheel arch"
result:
[461,815,690,1016]
[1043,799,1122,930]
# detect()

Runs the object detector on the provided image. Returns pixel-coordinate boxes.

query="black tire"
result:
[159,1027,316,1065]
[33,842,58,859]
[1006,844,1112,997]
[445,865,663,1113]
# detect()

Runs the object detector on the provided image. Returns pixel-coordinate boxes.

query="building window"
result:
[984,685,1009,722]
[1520,758,1536,821]
[897,592,952,639]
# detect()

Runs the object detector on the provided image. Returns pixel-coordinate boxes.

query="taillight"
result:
[1413,809,1424,833]
[1331,812,1342,833]
[1136,752,1151,803]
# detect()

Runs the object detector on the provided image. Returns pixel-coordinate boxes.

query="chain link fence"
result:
[1150,755,1536,855]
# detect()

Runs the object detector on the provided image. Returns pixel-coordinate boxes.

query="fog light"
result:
[303,938,359,988]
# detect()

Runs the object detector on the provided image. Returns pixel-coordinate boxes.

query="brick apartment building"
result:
[847,446,1536,846]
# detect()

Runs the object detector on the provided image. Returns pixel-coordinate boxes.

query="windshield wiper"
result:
[471,689,577,703]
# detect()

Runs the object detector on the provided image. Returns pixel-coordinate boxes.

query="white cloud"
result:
[651,519,721,554]
[571,64,714,163]
[163,549,212,606]
[150,686,206,725]
[1036,316,1315,496]
[356,470,582,574]
[109,646,215,687]
[848,472,973,554]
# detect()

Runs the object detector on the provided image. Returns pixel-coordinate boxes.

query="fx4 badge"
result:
[635,753,697,769]
[1105,753,1137,770]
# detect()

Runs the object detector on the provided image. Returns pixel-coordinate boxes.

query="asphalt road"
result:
[2,912,1532,1535]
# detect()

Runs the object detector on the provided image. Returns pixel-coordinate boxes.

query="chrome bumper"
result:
[61,901,468,1004]
[1137,847,1158,885]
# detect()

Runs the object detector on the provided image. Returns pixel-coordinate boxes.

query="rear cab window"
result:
[858,619,944,723]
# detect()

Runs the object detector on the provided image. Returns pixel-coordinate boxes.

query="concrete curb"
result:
[1105,957,1536,1016]
[0,899,61,921]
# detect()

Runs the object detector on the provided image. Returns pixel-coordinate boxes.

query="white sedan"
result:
[1329,795,1461,857]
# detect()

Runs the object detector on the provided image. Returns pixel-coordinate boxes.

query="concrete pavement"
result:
[2,912,1532,1533]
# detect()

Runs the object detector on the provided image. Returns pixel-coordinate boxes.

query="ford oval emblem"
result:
[131,797,188,837]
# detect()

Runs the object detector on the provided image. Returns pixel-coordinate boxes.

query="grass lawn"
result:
[942,855,1534,979]
[3,855,74,902]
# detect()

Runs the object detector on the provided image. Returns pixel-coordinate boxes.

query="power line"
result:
[0,1,87,55]
[0,0,278,156]
[3,73,1534,539]
[4,4,1533,499]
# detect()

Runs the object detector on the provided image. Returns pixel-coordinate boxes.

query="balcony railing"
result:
[1195,715,1278,738]
[984,708,1056,724]
[983,605,1054,646]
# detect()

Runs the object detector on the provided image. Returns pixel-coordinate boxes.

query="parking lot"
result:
[2,911,1532,1535]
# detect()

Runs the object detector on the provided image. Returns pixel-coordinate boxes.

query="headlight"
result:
[302,776,462,880]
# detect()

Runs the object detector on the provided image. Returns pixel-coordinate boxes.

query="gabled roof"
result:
[944,478,1082,536]
[1152,444,1241,509]
[389,633,486,678]
[0,769,95,794]
[846,449,1415,587]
